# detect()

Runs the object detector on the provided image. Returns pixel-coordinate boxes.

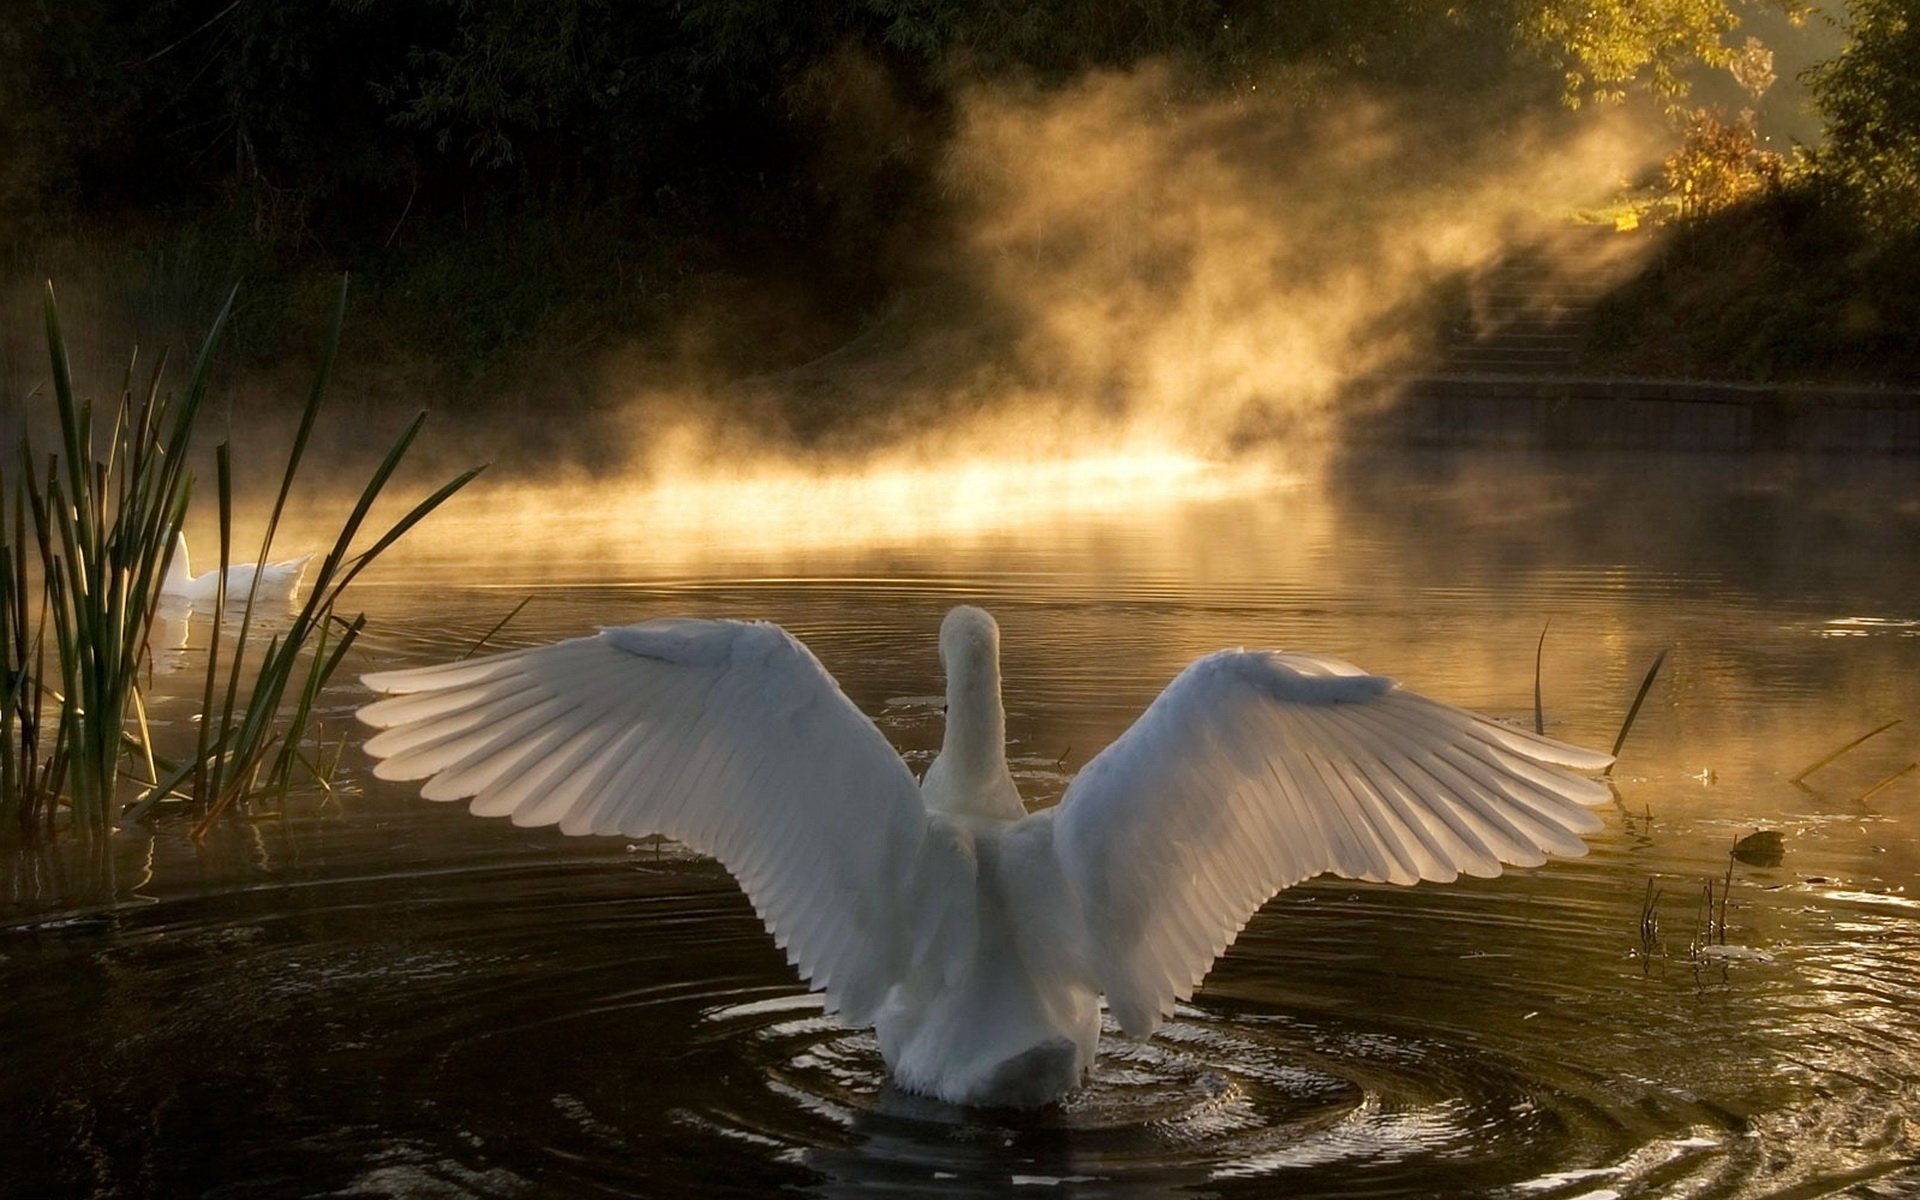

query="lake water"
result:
[4,448,1918,1198]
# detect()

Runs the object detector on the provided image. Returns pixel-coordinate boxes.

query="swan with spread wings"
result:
[357,605,1611,1108]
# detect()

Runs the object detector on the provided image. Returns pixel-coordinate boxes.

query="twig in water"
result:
[1054,745,1071,770]
[1719,841,1733,944]
[1852,761,1917,803]
[1695,878,1715,956]
[461,596,533,661]
[1790,719,1903,784]
[1638,876,1662,960]
[1533,618,1550,736]
[1606,649,1669,777]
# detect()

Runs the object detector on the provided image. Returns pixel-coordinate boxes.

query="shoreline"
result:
[1350,373,1920,453]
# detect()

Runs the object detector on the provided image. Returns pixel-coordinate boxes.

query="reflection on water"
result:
[3,449,1918,1198]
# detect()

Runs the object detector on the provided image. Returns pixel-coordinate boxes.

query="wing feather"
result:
[1053,649,1612,1037]
[358,619,928,1023]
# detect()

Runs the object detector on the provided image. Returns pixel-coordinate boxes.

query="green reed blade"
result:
[1606,648,1669,776]
[328,465,486,600]
[462,596,533,660]
[1532,617,1550,736]
[269,612,364,800]
[8,276,472,838]
[43,284,92,566]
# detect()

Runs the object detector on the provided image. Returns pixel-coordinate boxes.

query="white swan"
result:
[356,606,1612,1108]
[161,533,313,603]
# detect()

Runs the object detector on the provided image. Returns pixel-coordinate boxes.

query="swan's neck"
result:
[925,605,1023,821]
[942,657,1008,781]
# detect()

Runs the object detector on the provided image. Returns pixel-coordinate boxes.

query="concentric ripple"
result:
[3,825,1915,1199]
[655,990,1747,1198]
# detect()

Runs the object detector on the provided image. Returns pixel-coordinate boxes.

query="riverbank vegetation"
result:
[0,280,477,838]
[1588,0,1920,382]
[2,1,1916,442]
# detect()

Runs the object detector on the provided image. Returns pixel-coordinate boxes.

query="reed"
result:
[1852,761,1917,804]
[1789,719,1902,784]
[0,283,222,834]
[460,595,533,660]
[2,277,480,837]
[1637,876,1662,961]
[1532,618,1550,736]
[1605,648,1668,777]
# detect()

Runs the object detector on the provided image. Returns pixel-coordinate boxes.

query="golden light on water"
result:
[627,450,1279,547]
[333,448,1289,576]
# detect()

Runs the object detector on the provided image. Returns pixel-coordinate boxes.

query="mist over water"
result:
[562,69,1663,488]
[6,448,1919,1197]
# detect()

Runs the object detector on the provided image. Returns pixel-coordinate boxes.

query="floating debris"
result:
[1697,944,1775,962]
[1732,830,1785,868]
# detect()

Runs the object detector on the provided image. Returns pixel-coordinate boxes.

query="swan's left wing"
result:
[1050,650,1613,1036]
[357,618,928,1024]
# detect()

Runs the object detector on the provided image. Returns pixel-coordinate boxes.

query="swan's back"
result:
[879,810,1101,1106]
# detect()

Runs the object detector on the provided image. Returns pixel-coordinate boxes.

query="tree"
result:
[1518,0,1741,106]
[1808,0,1920,232]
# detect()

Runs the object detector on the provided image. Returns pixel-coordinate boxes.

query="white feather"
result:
[358,608,1613,1107]
[1051,648,1613,1037]
[358,620,927,1025]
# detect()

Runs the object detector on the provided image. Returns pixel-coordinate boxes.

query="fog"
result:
[2,58,1677,559]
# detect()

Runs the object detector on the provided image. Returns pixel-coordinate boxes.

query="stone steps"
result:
[1444,231,1625,373]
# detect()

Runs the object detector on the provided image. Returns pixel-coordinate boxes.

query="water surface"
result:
[4,449,1918,1198]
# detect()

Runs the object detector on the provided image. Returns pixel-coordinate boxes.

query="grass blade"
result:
[1789,719,1903,784]
[462,596,533,660]
[1853,762,1916,803]
[1532,617,1550,736]
[1606,648,1669,776]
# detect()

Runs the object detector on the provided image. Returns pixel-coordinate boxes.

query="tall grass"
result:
[0,283,220,834]
[1,277,479,837]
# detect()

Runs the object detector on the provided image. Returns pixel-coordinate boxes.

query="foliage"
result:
[0,279,480,838]
[0,0,1753,249]
[1588,181,1920,381]
[1517,0,1749,106]
[1807,0,1920,233]
[1727,34,1777,100]
[4,0,1910,397]
[2,284,215,834]
[1662,107,1785,218]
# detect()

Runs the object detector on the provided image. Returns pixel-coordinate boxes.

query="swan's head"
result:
[938,605,1000,686]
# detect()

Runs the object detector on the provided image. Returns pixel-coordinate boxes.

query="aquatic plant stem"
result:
[1790,719,1902,784]
[1852,762,1917,803]
[1533,618,1550,736]
[461,596,533,660]
[1606,648,1668,777]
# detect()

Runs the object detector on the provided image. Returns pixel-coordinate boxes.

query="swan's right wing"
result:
[1051,650,1613,1036]
[358,618,928,1024]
